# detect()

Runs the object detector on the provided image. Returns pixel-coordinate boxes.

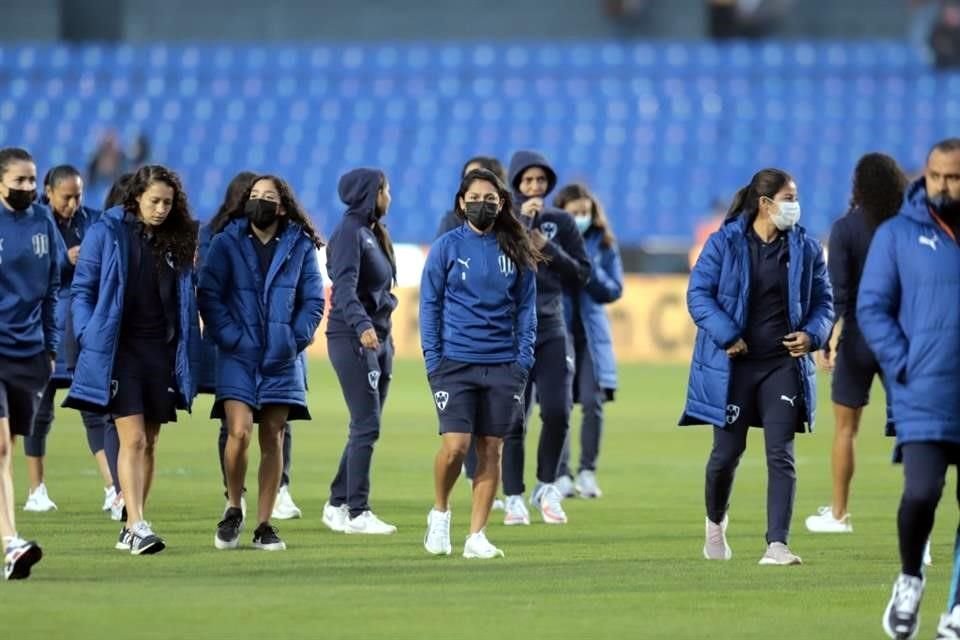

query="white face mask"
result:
[770,200,801,230]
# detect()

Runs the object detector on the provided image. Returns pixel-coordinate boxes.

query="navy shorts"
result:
[427,359,527,438]
[726,357,804,431]
[831,330,883,409]
[109,339,178,424]
[0,353,51,436]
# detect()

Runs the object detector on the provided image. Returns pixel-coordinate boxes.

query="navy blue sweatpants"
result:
[501,334,573,496]
[559,338,606,476]
[218,421,293,488]
[328,335,393,518]
[25,382,108,457]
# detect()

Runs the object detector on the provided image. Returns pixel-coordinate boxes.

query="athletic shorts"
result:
[831,330,883,409]
[726,357,804,431]
[427,359,528,438]
[0,353,51,436]
[109,339,178,425]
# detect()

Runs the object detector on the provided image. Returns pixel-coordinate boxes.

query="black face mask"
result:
[4,187,36,212]
[245,198,279,230]
[464,201,498,231]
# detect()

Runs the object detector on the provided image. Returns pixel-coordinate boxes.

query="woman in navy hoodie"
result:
[199,175,324,552]
[681,168,833,566]
[421,168,539,559]
[553,184,624,499]
[0,147,60,579]
[66,165,200,556]
[322,168,398,535]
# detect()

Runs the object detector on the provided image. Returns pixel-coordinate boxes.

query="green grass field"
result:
[4,360,950,639]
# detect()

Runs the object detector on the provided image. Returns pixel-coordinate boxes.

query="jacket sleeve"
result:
[541,215,591,288]
[328,225,374,338]
[585,241,624,304]
[43,218,62,355]
[71,222,105,347]
[434,212,460,240]
[799,240,834,350]
[514,265,537,371]
[292,246,326,353]
[686,232,741,349]
[826,218,851,324]
[857,224,908,383]
[419,242,446,373]
[197,236,244,352]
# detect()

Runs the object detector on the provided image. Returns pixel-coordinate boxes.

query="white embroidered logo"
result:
[725,404,740,425]
[540,221,558,240]
[111,380,119,399]
[498,254,515,276]
[457,257,471,269]
[368,370,381,390]
[919,234,939,251]
[434,391,449,411]
[32,233,48,258]
[780,395,797,407]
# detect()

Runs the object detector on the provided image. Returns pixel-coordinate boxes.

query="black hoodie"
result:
[325,168,398,340]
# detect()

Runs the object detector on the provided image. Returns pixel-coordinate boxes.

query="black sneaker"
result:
[215,507,244,550]
[128,522,165,556]
[883,573,924,640]
[252,523,286,551]
[115,526,132,550]
[3,539,42,580]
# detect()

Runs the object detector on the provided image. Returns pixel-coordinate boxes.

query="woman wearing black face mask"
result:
[198,175,325,552]
[321,169,399,535]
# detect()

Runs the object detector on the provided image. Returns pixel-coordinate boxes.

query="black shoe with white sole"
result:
[3,540,42,580]
[215,507,244,550]
[128,522,166,556]
[252,523,286,551]
[115,527,131,550]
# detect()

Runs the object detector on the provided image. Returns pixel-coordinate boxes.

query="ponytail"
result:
[725,185,752,220]
[372,219,397,282]
[725,168,794,222]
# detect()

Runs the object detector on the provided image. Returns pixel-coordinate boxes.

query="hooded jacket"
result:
[508,150,591,342]
[326,168,398,340]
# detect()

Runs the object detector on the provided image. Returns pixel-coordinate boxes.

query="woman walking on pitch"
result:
[681,168,833,565]
[421,168,539,559]
[322,168,398,535]
[199,175,324,551]
[66,165,201,555]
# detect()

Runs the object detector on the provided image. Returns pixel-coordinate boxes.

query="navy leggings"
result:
[558,339,606,476]
[327,335,393,518]
[24,382,108,458]
[218,421,293,489]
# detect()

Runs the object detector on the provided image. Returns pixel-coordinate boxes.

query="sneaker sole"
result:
[345,527,397,535]
[804,518,853,534]
[253,541,286,551]
[23,505,57,513]
[883,599,920,640]
[115,542,131,551]
[131,540,166,556]
[271,510,303,520]
[6,545,42,580]
[214,535,241,550]
[703,546,733,560]
[540,512,568,525]
[503,518,530,526]
[463,550,505,559]
[758,557,802,566]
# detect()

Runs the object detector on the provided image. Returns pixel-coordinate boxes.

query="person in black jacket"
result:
[500,150,591,527]
[435,156,506,239]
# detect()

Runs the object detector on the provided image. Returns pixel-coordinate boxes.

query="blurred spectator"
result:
[126,133,151,171]
[931,0,960,68]
[707,0,794,39]
[86,130,124,189]
[603,0,652,21]
[909,0,942,61]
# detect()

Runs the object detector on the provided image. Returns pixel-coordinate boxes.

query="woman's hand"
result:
[726,338,748,358]
[783,332,813,357]
[360,328,380,350]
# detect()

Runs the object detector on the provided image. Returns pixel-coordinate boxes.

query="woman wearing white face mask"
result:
[680,168,834,566]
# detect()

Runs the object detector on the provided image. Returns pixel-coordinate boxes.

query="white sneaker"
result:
[463,530,504,559]
[103,486,117,512]
[322,501,349,533]
[925,539,933,567]
[758,542,802,566]
[424,509,452,556]
[575,470,603,499]
[503,495,530,526]
[491,498,506,511]
[535,484,568,524]
[555,475,576,499]
[345,511,397,535]
[271,486,302,520]
[883,573,924,640]
[110,493,125,521]
[703,516,732,560]
[3,537,42,580]
[23,484,57,512]
[936,604,960,639]
[805,506,853,533]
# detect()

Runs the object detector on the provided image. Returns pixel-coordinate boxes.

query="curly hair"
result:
[852,153,907,229]
[208,171,256,234]
[243,175,325,248]
[104,172,134,210]
[454,169,543,270]
[123,165,197,270]
[553,183,618,248]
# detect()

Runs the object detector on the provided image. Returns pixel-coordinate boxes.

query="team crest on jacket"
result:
[32,233,49,258]
[725,404,740,425]
[368,370,380,390]
[498,254,515,276]
[434,390,449,411]
[540,221,558,240]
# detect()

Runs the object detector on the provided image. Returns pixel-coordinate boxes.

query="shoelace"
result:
[894,579,923,615]
[257,525,280,538]
[217,513,243,529]
[707,523,725,546]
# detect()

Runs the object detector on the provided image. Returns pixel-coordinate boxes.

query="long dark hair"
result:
[454,169,542,270]
[209,171,256,234]
[852,153,907,229]
[373,173,397,277]
[43,164,81,190]
[553,183,617,248]
[0,147,33,178]
[123,165,197,270]
[104,172,134,210]
[725,168,794,221]
[242,175,324,248]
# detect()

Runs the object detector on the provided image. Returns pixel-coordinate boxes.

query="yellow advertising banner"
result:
[306,275,696,364]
